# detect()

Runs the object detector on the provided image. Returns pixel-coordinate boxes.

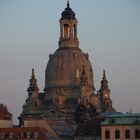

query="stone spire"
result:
[99,70,116,112]
[27,68,39,93]
[100,70,110,91]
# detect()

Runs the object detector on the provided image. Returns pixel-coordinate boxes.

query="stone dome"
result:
[45,47,94,92]
[61,2,75,20]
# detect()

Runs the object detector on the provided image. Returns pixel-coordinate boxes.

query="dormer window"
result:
[34,132,38,138]
[9,133,13,138]
[27,132,32,138]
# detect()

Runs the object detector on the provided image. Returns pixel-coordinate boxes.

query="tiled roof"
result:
[0,104,12,120]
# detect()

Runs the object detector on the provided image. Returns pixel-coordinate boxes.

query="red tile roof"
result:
[0,104,12,120]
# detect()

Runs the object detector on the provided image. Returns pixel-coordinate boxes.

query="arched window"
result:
[125,129,130,139]
[105,130,110,139]
[34,132,38,138]
[63,24,69,38]
[9,133,13,138]
[27,132,31,138]
[135,129,140,138]
[115,130,120,139]
[73,24,76,38]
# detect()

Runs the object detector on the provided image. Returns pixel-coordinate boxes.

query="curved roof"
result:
[61,2,75,20]
[45,47,94,91]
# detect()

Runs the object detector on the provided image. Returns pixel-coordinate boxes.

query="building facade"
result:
[0,103,12,128]
[19,1,115,126]
[101,113,140,140]
[0,127,48,140]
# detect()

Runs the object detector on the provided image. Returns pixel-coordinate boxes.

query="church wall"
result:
[102,125,140,140]
[0,120,13,128]
[24,120,47,128]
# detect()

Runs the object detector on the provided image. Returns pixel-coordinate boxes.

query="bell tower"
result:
[99,70,115,112]
[59,1,79,48]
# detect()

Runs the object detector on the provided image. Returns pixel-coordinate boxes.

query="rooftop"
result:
[102,113,140,125]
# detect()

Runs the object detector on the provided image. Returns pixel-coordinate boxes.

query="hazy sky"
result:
[0,0,140,124]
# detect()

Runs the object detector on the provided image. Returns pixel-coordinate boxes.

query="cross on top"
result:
[67,0,70,5]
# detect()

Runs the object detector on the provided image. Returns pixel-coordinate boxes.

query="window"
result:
[105,130,110,139]
[135,129,140,139]
[34,132,38,138]
[27,132,32,138]
[9,133,13,138]
[73,24,76,38]
[125,130,130,139]
[63,24,69,38]
[115,130,120,139]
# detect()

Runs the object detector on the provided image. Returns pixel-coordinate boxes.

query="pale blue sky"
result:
[0,0,140,124]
